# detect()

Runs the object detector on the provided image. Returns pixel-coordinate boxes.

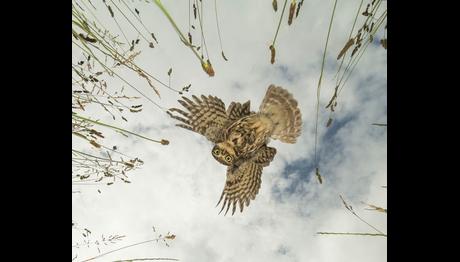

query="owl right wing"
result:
[167,95,230,143]
[216,145,277,215]
[259,85,302,143]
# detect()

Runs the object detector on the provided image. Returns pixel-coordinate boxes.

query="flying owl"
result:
[167,85,302,215]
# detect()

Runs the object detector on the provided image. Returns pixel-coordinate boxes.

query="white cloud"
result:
[73,0,387,261]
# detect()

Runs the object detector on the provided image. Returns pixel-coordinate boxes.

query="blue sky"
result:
[72,0,387,261]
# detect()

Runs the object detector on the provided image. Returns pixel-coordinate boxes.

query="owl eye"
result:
[213,149,220,155]
[225,155,232,162]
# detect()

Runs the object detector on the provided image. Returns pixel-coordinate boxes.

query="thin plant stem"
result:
[271,0,288,45]
[72,114,165,144]
[314,0,338,167]
[103,1,130,45]
[120,0,156,41]
[350,210,385,235]
[71,149,127,164]
[153,0,206,65]
[109,0,150,43]
[340,195,386,235]
[337,9,387,96]
[72,183,102,186]
[333,0,364,82]
[195,0,210,59]
[112,258,179,262]
[75,0,126,53]
[317,232,387,237]
[73,6,175,94]
[336,2,386,94]
[80,239,172,262]
[71,40,164,110]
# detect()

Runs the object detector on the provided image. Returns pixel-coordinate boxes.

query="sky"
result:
[72,0,387,261]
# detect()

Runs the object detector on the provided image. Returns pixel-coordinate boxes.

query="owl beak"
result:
[222,142,236,157]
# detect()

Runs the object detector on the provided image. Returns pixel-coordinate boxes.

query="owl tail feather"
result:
[259,85,302,143]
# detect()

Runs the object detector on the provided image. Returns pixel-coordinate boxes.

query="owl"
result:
[167,85,302,215]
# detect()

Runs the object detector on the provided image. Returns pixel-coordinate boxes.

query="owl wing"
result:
[216,145,277,215]
[226,100,252,121]
[167,95,230,143]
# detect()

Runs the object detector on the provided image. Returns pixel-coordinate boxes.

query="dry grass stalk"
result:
[269,45,276,64]
[288,0,296,25]
[326,0,387,119]
[337,38,355,60]
[317,232,386,237]
[361,201,387,213]
[296,0,304,18]
[326,117,333,128]
[269,0,288,64]
[273,0,278,12]
[78,227,177,262]
[112,258,179,262]
[315,167,323,184]
[317,194,387,237]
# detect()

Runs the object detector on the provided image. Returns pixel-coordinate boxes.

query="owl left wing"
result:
[226,100,252,121]
[216,145,277,215]
[167,95,231,143]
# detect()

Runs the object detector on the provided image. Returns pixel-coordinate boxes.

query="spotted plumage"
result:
[168,85,302,215]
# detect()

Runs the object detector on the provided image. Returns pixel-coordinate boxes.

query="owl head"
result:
[211,143,235,166]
